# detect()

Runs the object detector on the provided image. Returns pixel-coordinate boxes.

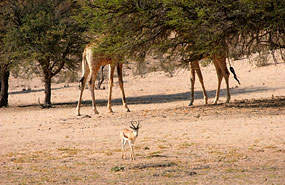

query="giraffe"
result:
[76,43,130,116]
[189,54,239,106]
[95,66,105,90]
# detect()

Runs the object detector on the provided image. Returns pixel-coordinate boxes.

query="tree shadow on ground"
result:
[9,86,67,95]
[17,86,284,108]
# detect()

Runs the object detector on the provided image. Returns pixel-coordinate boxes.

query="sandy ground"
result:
[0,58,285,184]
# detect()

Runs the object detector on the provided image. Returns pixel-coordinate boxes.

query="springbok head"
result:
[130,120,141,136]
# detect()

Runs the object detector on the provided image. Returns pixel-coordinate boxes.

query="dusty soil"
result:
[1,58,285,184]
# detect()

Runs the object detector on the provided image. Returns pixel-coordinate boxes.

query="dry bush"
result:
[53,70,78,84]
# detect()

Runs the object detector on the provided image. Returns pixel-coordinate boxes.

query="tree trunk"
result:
[0,69,10,107]
[43,72,52,107]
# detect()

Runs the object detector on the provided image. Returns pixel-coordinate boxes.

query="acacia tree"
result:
[0,64,10,107]
[4,0,87,107]
[82,0,285,64]
[79,0,235,63]
[0,1,10,107]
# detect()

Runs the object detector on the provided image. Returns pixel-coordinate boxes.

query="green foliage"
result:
[1,0,88,105]
[111,166,124,172]
[1,0,284,85]
[78,0,285,65]
[4,0,87,76]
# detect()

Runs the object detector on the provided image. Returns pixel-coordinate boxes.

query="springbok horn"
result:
[130,124,135,129]
[131,121,136,127]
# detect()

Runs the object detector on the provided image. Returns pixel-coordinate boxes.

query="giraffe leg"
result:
[76,62,90,116]
[117,63,130,112]
[97,66,105,89]
[188,62,196,106]
[89,67,100,114]
[224,73,230,103]
[220,59,231,103]
[213,55,231,104]
[195,62,208,105]
[213,60,223,104]
[107,64,115,113]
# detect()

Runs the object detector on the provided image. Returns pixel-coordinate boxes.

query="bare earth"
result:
[1,59,285,184]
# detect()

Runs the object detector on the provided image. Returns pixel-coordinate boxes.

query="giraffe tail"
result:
[227,49,240,85]
[229,66,240,85]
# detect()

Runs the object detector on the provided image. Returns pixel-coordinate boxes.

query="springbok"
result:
[120,121,141,160]
[76,43,130,116]
[189,53,240,106]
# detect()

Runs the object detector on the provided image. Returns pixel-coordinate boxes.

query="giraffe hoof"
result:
[188,102,193,106]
